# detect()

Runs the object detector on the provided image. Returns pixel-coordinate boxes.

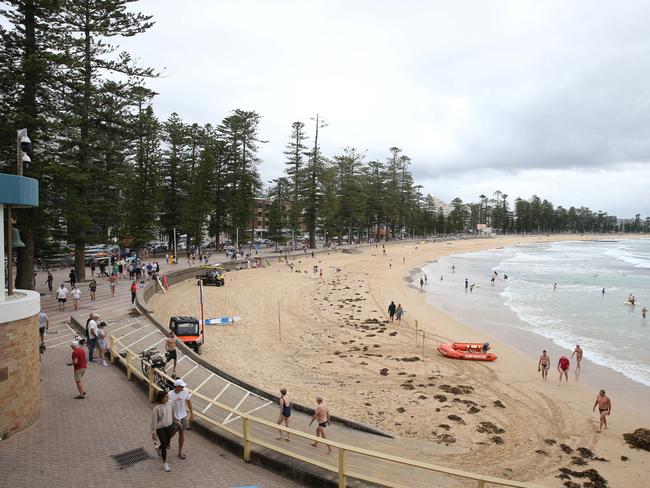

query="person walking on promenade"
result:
[152,390,177,472]
[67,340,87,399]
[88,278,97,301]
[130,280,137,305]
[86,313,99,363]
[309,396,332,453]
[71,285,81,311]
[276,388,292,441]
[38,310,49,343]
[538,350,550,380]
[169,379,194,460]
[165,331,177,374]
[46,271,53,293]
[558,355,570,384]
[56,283,69,311]
[69,268,77,288]
[571,344,583,372]
[109,272,118,297]
[395,304,403,323]
[388,301,396,322]
[90,260,96,277]
[97,322,109,367]
[593,390,611,433]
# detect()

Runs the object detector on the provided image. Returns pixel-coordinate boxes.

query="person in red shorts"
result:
[67,340,87,399]
[558,354,570,384]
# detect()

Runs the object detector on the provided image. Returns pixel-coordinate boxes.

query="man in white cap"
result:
[168,378,194,460]
[67,340,87,399]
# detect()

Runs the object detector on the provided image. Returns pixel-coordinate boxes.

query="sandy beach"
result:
[150,236,650,487]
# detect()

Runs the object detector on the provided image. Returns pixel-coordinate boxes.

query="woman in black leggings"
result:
[151,390,177,472]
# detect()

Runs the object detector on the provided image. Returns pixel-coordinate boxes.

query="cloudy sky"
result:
[123,0,650,217]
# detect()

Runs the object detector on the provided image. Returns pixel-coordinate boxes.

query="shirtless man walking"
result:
[309,396,332,453]
[592,390,611,432]
[165,331,177,374]
[538,350,550,380]
[571,344,583,372]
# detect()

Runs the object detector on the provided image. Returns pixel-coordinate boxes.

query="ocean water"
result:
[419,239,650,387]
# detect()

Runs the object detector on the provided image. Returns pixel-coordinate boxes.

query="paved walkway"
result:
[0,265,303,488]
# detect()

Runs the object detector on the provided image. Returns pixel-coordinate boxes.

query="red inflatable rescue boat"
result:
[437,342,497,361]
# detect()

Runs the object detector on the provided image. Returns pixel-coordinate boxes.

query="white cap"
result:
[173,379,187,388]
[71,340,79,347]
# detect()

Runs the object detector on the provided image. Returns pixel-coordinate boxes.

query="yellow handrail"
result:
[111,335,548,488]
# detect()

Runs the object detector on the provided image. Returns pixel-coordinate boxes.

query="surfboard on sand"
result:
[203,316,241,326]
[156,276,167,294]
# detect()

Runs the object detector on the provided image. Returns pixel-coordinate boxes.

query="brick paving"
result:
[0,262,303,488]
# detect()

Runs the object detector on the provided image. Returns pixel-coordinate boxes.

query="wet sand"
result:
[150,236,650,487]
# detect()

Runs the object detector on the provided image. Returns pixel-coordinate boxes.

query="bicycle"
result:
[139,347,171,390]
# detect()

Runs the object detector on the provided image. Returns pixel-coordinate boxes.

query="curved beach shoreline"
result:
[150,236,650,487]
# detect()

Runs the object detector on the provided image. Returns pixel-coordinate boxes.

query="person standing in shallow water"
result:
[276,388,292,441]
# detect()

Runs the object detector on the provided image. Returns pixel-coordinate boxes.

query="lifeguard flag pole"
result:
[199,280,205,346]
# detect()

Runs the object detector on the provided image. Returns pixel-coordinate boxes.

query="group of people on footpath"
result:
[275,388,333,454]
[539,344,612,432]
[65,313,109,398]
[151,379,194,472]
[65,332,194,473]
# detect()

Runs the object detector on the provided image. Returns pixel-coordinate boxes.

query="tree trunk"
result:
[75,239,85,282]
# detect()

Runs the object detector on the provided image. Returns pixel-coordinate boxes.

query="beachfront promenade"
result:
[1,244,550,488]
[0,261,302,488]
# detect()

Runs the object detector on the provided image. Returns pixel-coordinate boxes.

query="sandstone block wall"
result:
[0,313,41,436]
